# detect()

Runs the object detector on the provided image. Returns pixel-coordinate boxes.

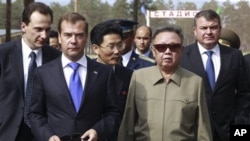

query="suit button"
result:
[212,112,215,115]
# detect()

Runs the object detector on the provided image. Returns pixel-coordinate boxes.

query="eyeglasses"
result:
[99,43,125,51]
[153,43,182,52]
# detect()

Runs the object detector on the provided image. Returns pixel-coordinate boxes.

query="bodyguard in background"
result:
[29,12,120,141]
[134,25,154,59]
[0,2,60,141]
[180,9,250,141]
[106,19,155,70]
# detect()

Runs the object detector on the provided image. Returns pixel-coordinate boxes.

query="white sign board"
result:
[149,10,200,18]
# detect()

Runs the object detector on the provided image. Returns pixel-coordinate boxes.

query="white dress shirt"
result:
[62,54,87,89]
[22,38,42,93]
[198,42,221,82]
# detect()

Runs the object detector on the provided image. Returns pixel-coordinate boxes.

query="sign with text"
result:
[149,10,200,18]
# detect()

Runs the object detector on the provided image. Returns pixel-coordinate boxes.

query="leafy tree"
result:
[112,0,131,19]
[50,3,69,30]
[235,1,250,51]
[12,0,24,29]
[0,1,6,28]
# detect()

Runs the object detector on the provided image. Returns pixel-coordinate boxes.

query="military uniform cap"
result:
[105,19,138,33]
[219,28,241,49]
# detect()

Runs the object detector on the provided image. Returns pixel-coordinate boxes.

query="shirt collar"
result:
[135,48,151,57]
[21,37,41,58]
[197,42,220,56]
[62,54,87,68]
[152,66,182,87]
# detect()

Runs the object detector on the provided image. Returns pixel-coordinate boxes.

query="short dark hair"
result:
[194,9,221,28]
[152,25,184,44]
[22,2,53,25]
[58,12,88,34]
[90,22,123,46]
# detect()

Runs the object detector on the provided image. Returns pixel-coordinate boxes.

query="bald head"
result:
[134,25,152,54]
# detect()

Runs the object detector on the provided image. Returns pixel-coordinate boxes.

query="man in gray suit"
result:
[0,2,61,141]
[118,25,212,141]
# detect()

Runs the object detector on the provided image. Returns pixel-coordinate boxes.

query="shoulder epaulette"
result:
[139,55,155,63]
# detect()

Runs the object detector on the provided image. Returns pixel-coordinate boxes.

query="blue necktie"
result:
[68,62,83,112]
[205,51,215,90]
[24,52,37,127]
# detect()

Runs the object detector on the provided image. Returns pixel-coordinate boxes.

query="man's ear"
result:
[21,22,26,33]
[92,44,100,55]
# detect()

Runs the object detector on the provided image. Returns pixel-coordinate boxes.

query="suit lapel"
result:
[79,58,100,108]
[10,40,25,96]
[127,51,140,69]
[49,57,77,115]
[186,43,213,92]
[114,65,124,96]
[215,46,232,90]
[187,44,207,77]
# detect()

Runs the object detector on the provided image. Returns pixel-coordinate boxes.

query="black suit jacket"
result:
[29,56,121,141]
[0,39,61,141]
[126,51,154,70]
[244,54,250,85]
[180,42,250,141]
[114,65,133,115]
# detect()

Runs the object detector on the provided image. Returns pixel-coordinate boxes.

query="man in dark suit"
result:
[180,9,250,141]
[105,19,155,70]
[90,21,133,114]
[90,21,133,140]
[0,2,61,141]
[245,54,250,84]
[29,12,121,141]
[134,25,154,59]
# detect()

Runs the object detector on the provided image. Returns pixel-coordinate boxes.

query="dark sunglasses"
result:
[153,43,182,52]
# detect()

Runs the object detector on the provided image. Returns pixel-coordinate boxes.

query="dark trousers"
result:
[15,121,33,141]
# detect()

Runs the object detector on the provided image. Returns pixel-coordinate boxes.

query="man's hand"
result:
[48,135,60,141]
[81,129,98,141]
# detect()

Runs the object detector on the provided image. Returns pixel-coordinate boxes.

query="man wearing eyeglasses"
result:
[180,9,250,141]
[106,19,155,70]
[90,21,133,141]
[118,25,212,141]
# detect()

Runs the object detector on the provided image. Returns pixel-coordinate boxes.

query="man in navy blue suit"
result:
[244,54,250,84]
[106,19,155,70]
[0,2,61,141]
[29,12,120,141]
[180,9,250,141]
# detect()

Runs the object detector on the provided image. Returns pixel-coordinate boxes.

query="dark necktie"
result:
[205,51,215,90]
[68,62,83,112]
[24,52,37,127]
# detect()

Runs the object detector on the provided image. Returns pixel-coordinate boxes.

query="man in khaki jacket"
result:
[118,25,212,141]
